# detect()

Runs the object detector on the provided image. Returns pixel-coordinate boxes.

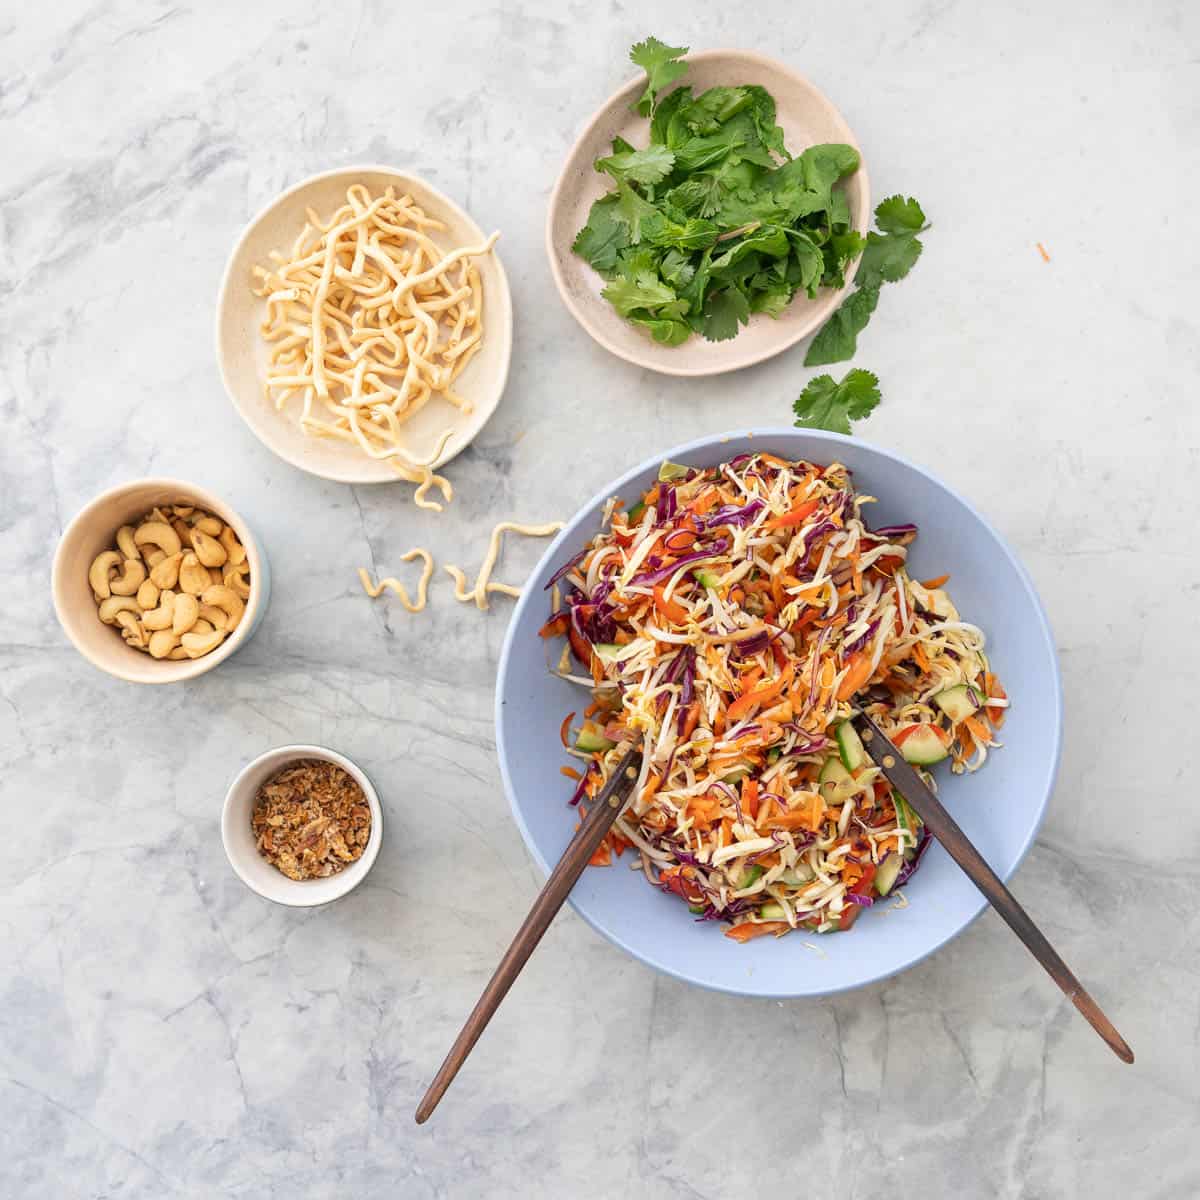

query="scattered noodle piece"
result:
[1036,241,1051,263]
[445,521,565,610]
[252,182,498,507]
[358,549,435,613]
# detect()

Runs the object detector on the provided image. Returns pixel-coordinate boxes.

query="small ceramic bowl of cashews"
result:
[52,478,270,683]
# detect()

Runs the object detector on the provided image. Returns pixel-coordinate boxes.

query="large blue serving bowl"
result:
[496,429,1061,998]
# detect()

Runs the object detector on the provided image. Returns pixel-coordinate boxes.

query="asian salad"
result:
[541,453,1008,941]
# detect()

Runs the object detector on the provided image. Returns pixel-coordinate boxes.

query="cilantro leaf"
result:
[804,194,929,363]
[611,181,660,244]
[803,284,880,366]
[792,368,881,435]
[595,143,676,187]
[601,271,678,318]
[572,196,630,273]
[700,287,750,341]
[630,37,688,117]
[874,194,927,234]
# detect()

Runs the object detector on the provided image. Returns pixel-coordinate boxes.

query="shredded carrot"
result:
[725,921,790,943]
[763,498,820,531]
[836,652,873,701]
[741,777,759,821]
[920,573,950,589]
[560,765,582,781]
[559,711,575,748]
[653,584,688,625]
[727,664,793,723]
[1036,241,1050,263]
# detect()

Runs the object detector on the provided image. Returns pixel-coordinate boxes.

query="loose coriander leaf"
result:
[641,213,719,251]
[595,143,676,187]
[631,315,692,345]
[858,228,923,289]
[699,287,750,341]
[571,196,630,273]
[792,368,881,435]
[630,36,688,117]
[803,283,880,366]
[874,194,927,234]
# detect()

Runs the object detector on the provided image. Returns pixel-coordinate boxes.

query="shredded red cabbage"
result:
[630,538,730,587]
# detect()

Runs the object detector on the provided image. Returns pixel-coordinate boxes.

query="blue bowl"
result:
[496,429,1061,998]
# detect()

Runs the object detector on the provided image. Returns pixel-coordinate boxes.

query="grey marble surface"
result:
[3,1,1198,1196]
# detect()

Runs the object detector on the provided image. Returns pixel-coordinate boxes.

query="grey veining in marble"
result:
[3,1,1199,1196]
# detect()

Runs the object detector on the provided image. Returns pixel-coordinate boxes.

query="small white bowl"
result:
[546,49,870,377]
[51,478,270,685]
[221,745,383,907]
[215,164,512,484]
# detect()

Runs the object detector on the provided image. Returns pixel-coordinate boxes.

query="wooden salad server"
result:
[416,745,643,1122]
[851,712,1133,1064]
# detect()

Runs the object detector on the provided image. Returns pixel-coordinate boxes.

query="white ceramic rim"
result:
[496,427,1063,998]
[220,744,383,907]
[214,163,513,483]
[51,477,266,685]
[545,48,871,377]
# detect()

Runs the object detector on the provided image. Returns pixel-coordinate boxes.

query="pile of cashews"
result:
[89,504,252,661]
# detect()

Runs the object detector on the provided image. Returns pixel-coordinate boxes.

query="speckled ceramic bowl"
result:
[496,429,1061,998]
[546,50,870,376]
[52,478,270,684]
[216,165,512,484]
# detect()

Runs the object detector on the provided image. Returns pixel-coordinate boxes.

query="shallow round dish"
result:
[216,165,512,484]
[496,429,1061,998]
[222,744,383,907]
[546,50,870,377]
[52,478,270,685]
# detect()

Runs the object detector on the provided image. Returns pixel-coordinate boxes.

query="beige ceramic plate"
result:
[546,50,870,377]
[216,165,512,484]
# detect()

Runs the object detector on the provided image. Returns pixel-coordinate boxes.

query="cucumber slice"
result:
[766,746,782,765]
[694,568,721,589]
[835,720,866,771]
[627,500,646,522]
[591,643,624,667]
[933,683,982,723]
[894,793,920,840]
[575,728,616,753]
[758,901,787,920]
[722,765,752,784]
[658,460,690,482]
[897,724,950,765]
[874,852,903,896]
[778,863,815,887]
[818,756,857,804]
[736,864,764,890]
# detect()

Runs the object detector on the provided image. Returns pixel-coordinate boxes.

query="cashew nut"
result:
[98,594,141,624]
[198,603,229,631]
[181,628,225,658]
[115,611,148,649]
[224,564,251,600]
[178,552,210,596]
[108,558,146,596]
[92,504,250,663]
[218,525,247,566]
[136,579,159,610]
[133,521,182,557]
[172,593,200,636]
[89,551,122,600]
[201,584,245,632]
[116,525,139,560]
[148,629,178,659]
[141,590,177,631]
[191,529,228,568]
[149,551,183,589]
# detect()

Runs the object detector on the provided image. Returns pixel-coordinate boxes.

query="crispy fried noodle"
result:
[252,183,498,511]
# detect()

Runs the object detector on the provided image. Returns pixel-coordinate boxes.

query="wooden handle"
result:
[415,746,642,1123]
[855,714,1133,1064]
